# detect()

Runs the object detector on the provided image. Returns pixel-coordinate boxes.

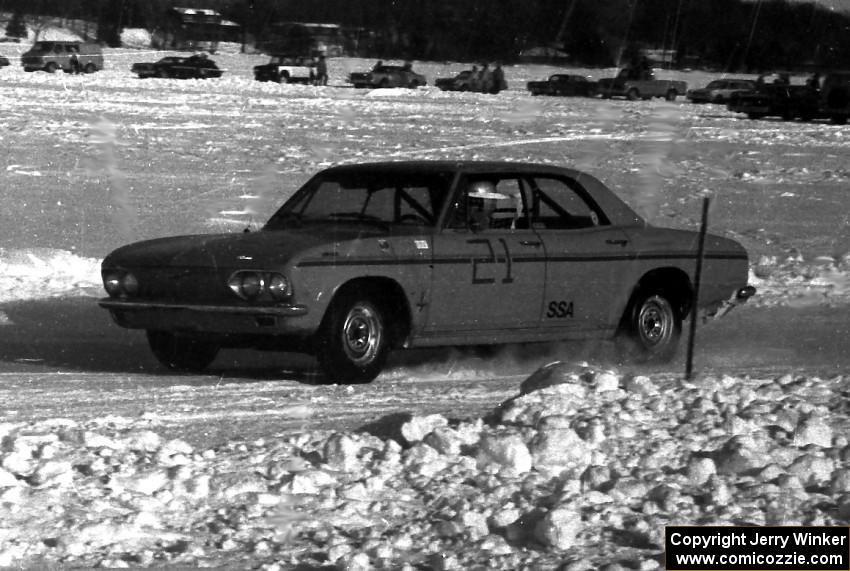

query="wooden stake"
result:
[685,197,710,380]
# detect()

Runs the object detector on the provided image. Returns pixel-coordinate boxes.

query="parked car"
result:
[99,161,755,383]
[253,54,316,84]
[21,41,103,73]
[131,54,223,79]
[686,79,757,104]
[435,68,506,93]
[597,68,687,100]
[435,70,476,92]
[819,72,850,124]
[527,74,598,97]
[349,64,426,88]
[727,76,820,121]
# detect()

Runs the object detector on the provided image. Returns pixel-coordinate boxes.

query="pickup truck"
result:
[597,69,687,101]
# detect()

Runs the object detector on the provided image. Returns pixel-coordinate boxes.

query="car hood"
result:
[103,227,382,270]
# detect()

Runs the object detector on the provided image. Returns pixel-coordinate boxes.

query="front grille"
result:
[134,267,230,303]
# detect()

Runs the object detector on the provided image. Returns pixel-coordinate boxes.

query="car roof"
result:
[321,160,579,176]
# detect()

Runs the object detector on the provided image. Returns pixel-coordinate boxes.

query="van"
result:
[21,41,103,73]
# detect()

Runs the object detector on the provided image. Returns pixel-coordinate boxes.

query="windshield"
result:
[264,169,454,230]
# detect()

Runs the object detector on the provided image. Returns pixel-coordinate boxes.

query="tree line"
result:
[3,0,850,71]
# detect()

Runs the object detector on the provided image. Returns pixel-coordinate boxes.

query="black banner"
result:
[665,526,850,571]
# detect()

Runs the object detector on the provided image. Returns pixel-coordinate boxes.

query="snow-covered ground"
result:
[1,42,850,569]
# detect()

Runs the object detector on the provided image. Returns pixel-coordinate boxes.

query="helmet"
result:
[467,180,504,200]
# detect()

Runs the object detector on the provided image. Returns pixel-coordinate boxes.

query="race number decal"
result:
[546,300,574,319]
[468,238,514,285]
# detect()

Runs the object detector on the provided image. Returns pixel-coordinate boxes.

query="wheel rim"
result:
[637,296,673,347]
[342,303,382,365]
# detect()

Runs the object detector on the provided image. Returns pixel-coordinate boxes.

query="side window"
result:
[446,176,529,231]
[397,186,435,224]
[531,177,605,230]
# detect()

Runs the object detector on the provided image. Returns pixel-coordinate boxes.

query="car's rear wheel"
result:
[84,63,97,73]
[627,88,640,100]
[619,292,681,363]
[45,62,58,73]
[665,89,678,101]
[146,331,220,372]
[316,291,389,384]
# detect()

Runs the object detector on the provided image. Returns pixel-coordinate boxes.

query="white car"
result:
[253,55,316,84]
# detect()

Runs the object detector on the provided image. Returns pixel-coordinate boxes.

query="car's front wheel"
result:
[146,331,220,372]
[619,292,682,362]
[316,291,389,384]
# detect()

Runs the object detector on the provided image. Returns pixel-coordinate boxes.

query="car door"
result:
[426,175,546,335]
[530,175,635,334]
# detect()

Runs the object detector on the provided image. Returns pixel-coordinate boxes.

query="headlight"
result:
[103,270,139,298]
[227,271,291,302]
[104,272,123,296]
[267,274,291,300]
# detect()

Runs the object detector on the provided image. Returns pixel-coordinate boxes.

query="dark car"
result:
[819,72,850,124]
[435,68,507,94]
[0,55,9,68]
[435,70,475,92]
[349,64,426,88]
[253,54,316,84]
[727,78,820,121]
[527,74,598,97]
[99,161,754,383]
[686,79,756,104]
[131,54,223,79]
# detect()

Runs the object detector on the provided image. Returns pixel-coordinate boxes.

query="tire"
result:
[146,331,220,372]
[316,290,390,384]
[626,88,640,101]
[45,62,58,73]
[747,112,765,120]
[379,78,390,88]
[281,72,290,84]
[83,63,97,73]
[665,89,677,101]
[619,292,682,363]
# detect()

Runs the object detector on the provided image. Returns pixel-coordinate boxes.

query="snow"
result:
[0,364,847,568]
[1,42,850,568]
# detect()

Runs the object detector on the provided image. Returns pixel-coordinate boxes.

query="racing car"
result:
[100,161,755,383]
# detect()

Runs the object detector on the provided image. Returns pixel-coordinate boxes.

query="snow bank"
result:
[0,362,845,568]
[0,248,101,304]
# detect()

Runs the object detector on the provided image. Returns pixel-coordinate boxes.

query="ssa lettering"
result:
[546,300,574,319]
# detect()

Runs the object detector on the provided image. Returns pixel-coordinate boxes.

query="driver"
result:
[466,181,501,229]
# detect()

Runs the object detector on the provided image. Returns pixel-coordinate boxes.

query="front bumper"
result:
[99,298,309,334]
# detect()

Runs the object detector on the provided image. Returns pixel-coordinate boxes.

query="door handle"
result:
[605,239,628,247]
[519,240,542,247]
